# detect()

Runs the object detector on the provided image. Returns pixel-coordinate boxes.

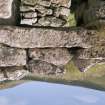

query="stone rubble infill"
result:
[20,0,71,27]
[28,60,65,76]
[0,45,26,67]
[0,0,20,25]
[0,26,90,48]
[29,48,73,66]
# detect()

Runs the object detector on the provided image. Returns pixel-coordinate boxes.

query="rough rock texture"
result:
[0,26,89,48]
[0,0,21,25]
[0,45,26,67]
[0,67,29,81]
[76,46,105,59]
[20,0,71,27]
[29,48,73,66]
[73,58,105,72]
[0,0,105,82]
[28,60,65,76]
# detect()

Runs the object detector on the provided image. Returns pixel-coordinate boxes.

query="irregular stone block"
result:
[35,5,53,16]
[0,0,21,25]
[22,0,71,8]
[38,17,66,27]
[54,7,70,19]
[21,18,37,25]
[0,26,90,48]
[0,45,26,67]
[0,67,29,81]
[28,60,65,76]
[76,46,105,59]
[73,58,105,72]
[21,12,37,18]
[51,0,71,8]
[29,48,72,66]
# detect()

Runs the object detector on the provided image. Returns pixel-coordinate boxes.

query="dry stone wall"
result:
[0,0,105,82]
[20,0,71,27]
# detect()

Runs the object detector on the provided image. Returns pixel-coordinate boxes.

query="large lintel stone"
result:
[0,26,90,48]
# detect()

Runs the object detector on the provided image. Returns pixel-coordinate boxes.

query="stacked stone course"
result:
[0,0,105,81]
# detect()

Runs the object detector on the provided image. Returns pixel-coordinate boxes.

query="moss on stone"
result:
[66,13,76,27]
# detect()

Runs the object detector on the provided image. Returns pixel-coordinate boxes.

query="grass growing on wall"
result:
[66,13,76,27]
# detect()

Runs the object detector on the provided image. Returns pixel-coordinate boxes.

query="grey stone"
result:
[38,17,66,27]
[21,12,37,18]
[29,48,73,66]
[35,5,53,16]
[54,7,70,19]
[20,5,35,12]
[0,0,21,25]
[76,46,105,59]
[22,0,71,8]
[0,45,26,67]
[28,60,65,76]
[51,0,71,8]
[0,67,29,81]
[73,58,105,72]
[37,0,51,7]
[0,26,90,48]
[21,18,37,25]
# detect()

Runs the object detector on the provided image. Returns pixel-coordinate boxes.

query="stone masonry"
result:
[0,0,105,81]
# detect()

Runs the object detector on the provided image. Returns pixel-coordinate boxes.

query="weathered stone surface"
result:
[20,0,71,27]
[35,5,53,16]
[51,0,71,8]
[54,7,70,19]
[21,12,37,18]
[21,18,37,25]
[28,60,65,76]
[0,0,21,25]
[29,48,72,66]
[73,58,105,72]
[76,46,105,59]
[22,0,71,8]
[0,26,90,48]
[0,45,26,67]
[38,17,66,27]
[0,67,29,81]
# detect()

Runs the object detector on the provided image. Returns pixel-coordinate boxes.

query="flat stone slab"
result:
[29,48,72,66]
[0,45,26,67]
[0,0,20,25]
[0,26,90,48]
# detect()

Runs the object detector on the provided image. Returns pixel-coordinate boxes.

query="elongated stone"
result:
[0,45,26,67]
[0,0,21,25]
[28,60,65,76]
[0,26,90,48]
[29,48,72,66]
